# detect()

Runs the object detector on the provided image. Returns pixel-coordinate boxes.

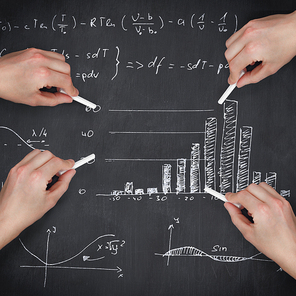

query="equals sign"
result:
[126,62,134,69]
[76,73,81,78]
[168,64,175,69]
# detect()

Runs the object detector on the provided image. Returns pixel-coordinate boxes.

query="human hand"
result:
[225,182,296,279]
[225,11,296,87]
[0,48,79,106]
[0,150,75,249]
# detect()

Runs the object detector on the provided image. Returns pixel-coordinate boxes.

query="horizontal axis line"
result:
[105,158,206,162]
[109,109,214,112]
[109,131,205,134]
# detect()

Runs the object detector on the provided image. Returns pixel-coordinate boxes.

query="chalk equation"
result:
[155,220,274,268]
[50,46,228,80]
[0,12,238,35]
[19,227,125,287]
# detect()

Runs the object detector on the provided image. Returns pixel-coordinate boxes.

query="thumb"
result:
[47,170,76,205]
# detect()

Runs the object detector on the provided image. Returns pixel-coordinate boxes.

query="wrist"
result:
[0,213,22,250]
[288,11,296,57]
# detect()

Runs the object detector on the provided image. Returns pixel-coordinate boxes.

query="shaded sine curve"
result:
[162,246,271,263]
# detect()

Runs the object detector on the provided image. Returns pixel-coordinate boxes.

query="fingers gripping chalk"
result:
[60,89,97,109]
[59,153,95,175]
[218,70,245,105]
[204,186,242,209]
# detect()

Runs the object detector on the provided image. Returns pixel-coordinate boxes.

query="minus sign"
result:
[80,23,86,25]
[168,21,173,23]
[180,66,185,68]
[17,144,22,146]
[75,55,80,58]
[14,26,19,28]
[4,144,7,146]
[209,65,214,67]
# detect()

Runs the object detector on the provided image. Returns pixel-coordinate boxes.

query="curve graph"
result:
[0,126,35,150]
[20,228,125,287]
[161,245,271,263]
[155,222,273,266]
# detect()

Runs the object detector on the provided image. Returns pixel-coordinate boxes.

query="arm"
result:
[0,150,76,249]
[225,182,296,279]
[225,11,296,87]
[0,48,78,106]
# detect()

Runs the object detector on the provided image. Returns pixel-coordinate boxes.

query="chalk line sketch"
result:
[0,126,51,150]
[0,126,36,150]
[204,117,217,190]
[155,222,273,267]
[96,100,289,200]
[236,126,253,192]
[20,227,124,287]
[219,100,238,194]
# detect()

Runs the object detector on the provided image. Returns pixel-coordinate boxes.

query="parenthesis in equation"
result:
[72,15,76,29]
[52,14,57,31]
[190,13,195,29]
[111,46,120,81]
[121,15,127,31]
[159,16,164,29]
[234,14,238,33]
[0,21,12,31]
[0,48,6,57]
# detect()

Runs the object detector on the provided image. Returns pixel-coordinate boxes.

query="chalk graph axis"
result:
[96,100,290,200]
[155,223,273,267]
[19,229,124,287]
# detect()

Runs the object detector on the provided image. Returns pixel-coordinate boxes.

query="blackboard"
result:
[1,0,296,295]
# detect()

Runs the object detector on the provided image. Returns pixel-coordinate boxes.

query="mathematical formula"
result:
[0,12,238,35]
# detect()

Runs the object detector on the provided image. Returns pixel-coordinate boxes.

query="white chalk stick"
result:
[204,186,242,209]
[60,89,97,109]
[59,153,95,175]
[218,70,245,105]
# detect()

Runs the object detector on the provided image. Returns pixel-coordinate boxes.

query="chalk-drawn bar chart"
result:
[97,100,290,199]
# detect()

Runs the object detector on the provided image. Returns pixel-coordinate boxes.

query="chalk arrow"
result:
[83,255,105,262]
[27,139,41,143]
[168,224,174,230]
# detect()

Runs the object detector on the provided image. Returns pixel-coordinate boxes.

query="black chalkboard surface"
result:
[1,0,296,295]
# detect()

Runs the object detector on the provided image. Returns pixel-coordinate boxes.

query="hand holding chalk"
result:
[59,153,95,175]
[60,89,97,109]
[218,70,245,105]
[204,186,242,209]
